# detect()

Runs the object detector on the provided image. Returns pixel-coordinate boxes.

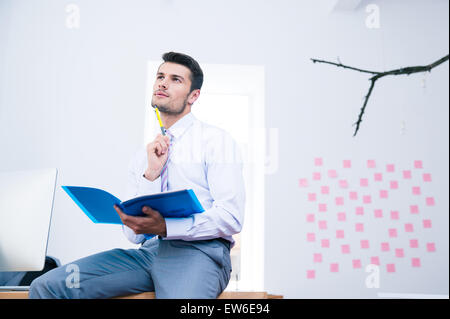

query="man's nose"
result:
[159,79,168,89]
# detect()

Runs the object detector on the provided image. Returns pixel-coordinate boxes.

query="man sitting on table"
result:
[29,52,245,299]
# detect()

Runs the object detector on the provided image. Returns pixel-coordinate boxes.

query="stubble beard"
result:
[152,96,188,116]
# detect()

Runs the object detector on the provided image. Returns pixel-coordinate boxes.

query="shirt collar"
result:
[165,112,195,140]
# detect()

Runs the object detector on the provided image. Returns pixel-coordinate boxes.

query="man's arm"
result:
[164,133,246,241]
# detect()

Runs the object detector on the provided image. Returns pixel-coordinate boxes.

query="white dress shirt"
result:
[122,112,246,248]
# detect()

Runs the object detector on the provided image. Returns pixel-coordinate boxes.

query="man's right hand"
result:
[144,133,171,181]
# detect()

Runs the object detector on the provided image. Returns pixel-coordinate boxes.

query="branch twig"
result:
[311,54,449,136]
[311,58,381,75]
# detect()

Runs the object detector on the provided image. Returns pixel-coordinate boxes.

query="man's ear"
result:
[188,89,200,105]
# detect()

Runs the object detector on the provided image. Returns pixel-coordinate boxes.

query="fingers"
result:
[114,205,128,223]
[155,134,170,149]
[152,134,170,156]
[141,205,159,216]
[154,142,162,155]
[114,205,160,235]
[114,205,142,233]
[145,134,170,157]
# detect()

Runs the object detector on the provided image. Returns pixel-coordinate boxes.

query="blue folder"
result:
[62,186,204,239]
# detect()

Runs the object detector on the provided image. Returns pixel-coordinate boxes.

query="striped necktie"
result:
[160,129,173,192]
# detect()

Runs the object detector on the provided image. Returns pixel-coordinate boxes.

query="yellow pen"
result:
[153,106,166,136]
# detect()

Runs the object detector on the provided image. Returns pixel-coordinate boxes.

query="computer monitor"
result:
[0,168,57,272]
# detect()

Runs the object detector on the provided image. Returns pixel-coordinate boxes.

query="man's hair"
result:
[162,52,204,92]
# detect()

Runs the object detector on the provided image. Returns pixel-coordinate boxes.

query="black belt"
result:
[156,236,231,250]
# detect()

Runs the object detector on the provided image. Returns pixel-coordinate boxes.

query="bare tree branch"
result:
[311,54,449,136]
[311,58,381,75]
[353,78,376,137]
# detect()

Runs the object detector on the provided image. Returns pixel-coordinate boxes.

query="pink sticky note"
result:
[306,270,315,279]
[423,173,432,182]
[339,180,348,188]
[330,263,339,273]
[426,197,435,206]
[307,233,316,242]
[374,173,383,182]
[349,191,358,200]
[395,248,404,258]
[412,186,421,195]
[299,178,308,187]
[306,214,315,223]
[328,169,338,178]
[403,170,412,179]
[361,240,370,249]
[355,223,364,232]
[381,242,390,252]
[367,160,376,168]
[426,242,436,252]
[318,203,327,212]
[337,212,346,221]
[360,178,369,187]
[390,210,399,220]
[410,205,419,214]
[388,228,397,238]
[374,209,383,218]
[321,186,329,194]
[341,245,350,254]
[370,256,380,265]
[336,230,345,239]
[312,172,321,181]
[410,239,419,248]
[390,181,398,189]
[423,219,432,228]
[411,258,421,268]
[355,206,364,216]
[318,220,327,230]
[335,197,344,206]
[386,264,396,273]
[314,158,323,166]
[308,193,317,201]
[405,223,414,232]
[313,253,322,263]
[363,195,372,204]
[343,160,351,168]
[321,239,330,248]
[352,259,362,269]
[380,190,388,199]
[414,160,423,169]
[386,164,395,172]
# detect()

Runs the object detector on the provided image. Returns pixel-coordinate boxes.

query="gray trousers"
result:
[29,237,232,299]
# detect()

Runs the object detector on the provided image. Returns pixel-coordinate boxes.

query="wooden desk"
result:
[0,291,283,299]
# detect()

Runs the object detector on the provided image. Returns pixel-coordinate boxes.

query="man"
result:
[29,52,246,299]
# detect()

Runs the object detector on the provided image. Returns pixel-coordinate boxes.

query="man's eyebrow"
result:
[156,72,185,80]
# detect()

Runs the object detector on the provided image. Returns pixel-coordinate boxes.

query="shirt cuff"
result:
[164,217,193,240]
[122,225,146,244]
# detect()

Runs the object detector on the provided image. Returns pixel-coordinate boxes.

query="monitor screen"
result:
[0,168,57,272]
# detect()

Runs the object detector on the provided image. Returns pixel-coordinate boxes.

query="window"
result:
[145,61,265,291]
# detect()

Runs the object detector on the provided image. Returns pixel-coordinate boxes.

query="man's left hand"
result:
[114,205,167,237]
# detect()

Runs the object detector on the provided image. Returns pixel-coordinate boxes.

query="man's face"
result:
[151,62,193,115]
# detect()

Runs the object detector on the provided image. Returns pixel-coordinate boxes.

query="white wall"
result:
[0,0,448,298]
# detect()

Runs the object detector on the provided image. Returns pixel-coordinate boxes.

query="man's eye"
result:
[174,78,181,82]
[157,75,164,80]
